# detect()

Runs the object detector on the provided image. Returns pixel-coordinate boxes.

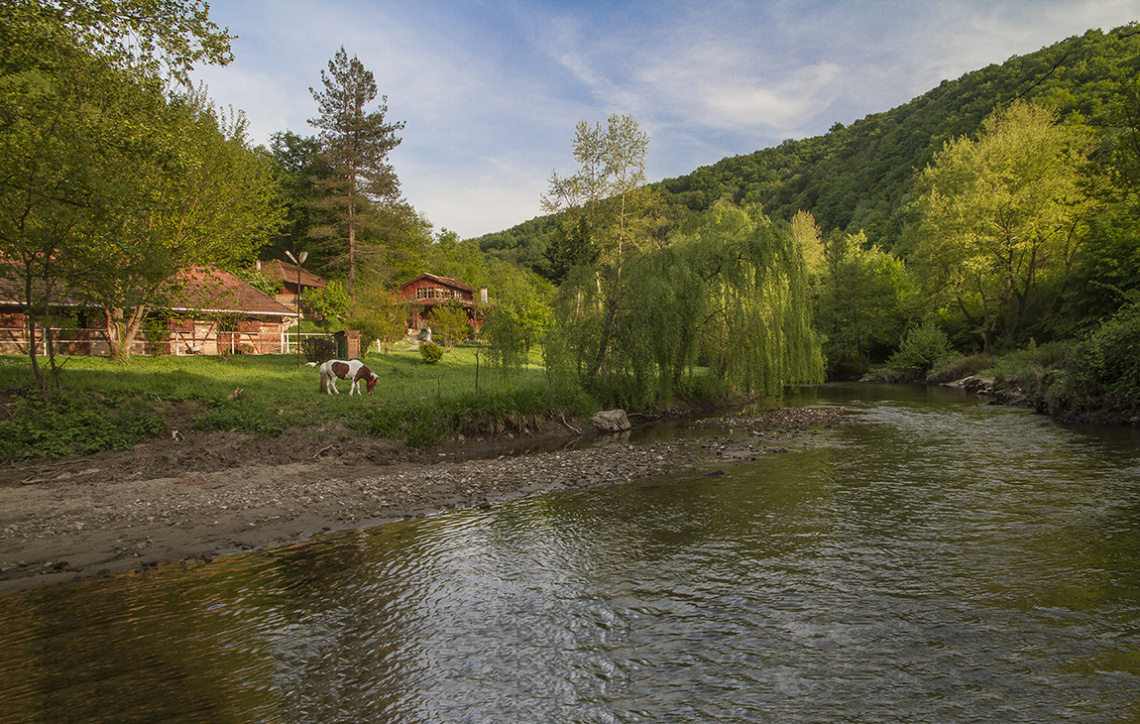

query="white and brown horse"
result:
[318,359,378,395]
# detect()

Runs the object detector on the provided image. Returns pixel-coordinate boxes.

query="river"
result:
[1,384,1139,723]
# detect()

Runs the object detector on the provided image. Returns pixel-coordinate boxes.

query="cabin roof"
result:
[399,273,476,294]
[0,265,293,318]
[256,259,329,289]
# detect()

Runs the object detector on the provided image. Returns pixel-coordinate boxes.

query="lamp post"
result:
[284,250,308,368]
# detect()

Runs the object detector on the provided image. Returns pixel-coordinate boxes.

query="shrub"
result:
[927,353,993,383]
[1045,303,1140,418]
[431,302,471,350]
[302,336,337,363]
[0,394,167,460]
[887,322,952,379]
[142,318,171,357]
[420,342,444,364]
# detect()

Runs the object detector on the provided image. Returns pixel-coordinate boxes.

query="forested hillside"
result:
[477,25,1140,262]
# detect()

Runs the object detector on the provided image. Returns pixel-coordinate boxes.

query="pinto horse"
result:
[318,359,378,395]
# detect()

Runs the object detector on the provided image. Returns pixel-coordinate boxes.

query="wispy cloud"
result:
[190,0,1140,239]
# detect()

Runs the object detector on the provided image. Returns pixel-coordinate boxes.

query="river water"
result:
[2,384,1139,723]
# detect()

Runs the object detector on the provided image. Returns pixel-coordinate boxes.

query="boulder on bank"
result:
[592,409,631,433]
[944,375,996,394]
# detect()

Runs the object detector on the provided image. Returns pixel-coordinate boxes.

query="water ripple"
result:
[2,385,1140,722]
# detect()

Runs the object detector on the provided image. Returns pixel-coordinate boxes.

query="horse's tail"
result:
[318,363,328,393]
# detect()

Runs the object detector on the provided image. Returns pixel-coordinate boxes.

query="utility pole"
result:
[284,250,308,368]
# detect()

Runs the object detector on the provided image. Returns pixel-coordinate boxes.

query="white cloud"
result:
[188,0,1140,239]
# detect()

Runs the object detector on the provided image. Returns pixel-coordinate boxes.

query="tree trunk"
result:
[104,305,148,363]
[586,294,622,385]
[24,311,47,401]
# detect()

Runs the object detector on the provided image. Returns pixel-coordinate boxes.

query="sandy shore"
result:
[0,407,847,592]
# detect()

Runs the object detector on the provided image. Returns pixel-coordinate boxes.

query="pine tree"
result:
[309,46,404,301]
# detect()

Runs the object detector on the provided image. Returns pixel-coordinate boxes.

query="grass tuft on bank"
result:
[0,344,599,460]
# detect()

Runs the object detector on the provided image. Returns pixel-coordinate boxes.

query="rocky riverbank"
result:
[0,406,848,592]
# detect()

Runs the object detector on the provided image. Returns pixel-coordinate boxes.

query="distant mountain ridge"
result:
[476,23,1140,269]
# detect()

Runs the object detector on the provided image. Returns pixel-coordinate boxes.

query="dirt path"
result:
[0,408,848,592]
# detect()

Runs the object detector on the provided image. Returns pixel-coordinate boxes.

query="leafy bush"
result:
[1044,303,1140,419]
[142,318,171,357]
[420,342,444,364]
[192,395,284,436]
[887,322,952,379]
[302,336,337,363]
[302,279,350,329]
[0,394,167,460]
[926,353,993,383]
[431,301,471,350]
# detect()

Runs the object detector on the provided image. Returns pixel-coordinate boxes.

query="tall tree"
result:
[308,46,405,302]
[816,232,914,376]
[909,101,1092,353]
[541,113,649,269]
[0,0,233,83]
[545,202,823,405]
[73,91,283,362]
[603,113,649,268]
[266,130,327,265]
[0,0,235,391]
[541,114,651,383]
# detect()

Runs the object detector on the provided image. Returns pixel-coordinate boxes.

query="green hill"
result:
[477,23,1140,267]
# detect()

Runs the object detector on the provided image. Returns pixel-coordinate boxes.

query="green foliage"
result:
[545,202,824,408]
[307,46,407,297]
[430,302,470,350]
[908,101,1091,353]
[301,279,350,328]
[481,307,528,377]
[234,267,280,297]
[192,395,284,437]
[0,0,234,84]
[926,353,994,384]
[142,317,171,356]
[346,280,408,354]
[541,216,599,284]
[302,336,337,363]
[0,393,166,460]
[887,321,953,378]
[816,231,915,377]
[1045,302,1140,418]
[420,342,444,364]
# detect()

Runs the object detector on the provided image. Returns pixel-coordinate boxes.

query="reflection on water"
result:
[2,384,1140,723]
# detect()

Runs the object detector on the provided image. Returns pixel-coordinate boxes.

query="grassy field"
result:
[0,344,597,459]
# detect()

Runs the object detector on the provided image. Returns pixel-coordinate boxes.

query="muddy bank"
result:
[0,407,848,592]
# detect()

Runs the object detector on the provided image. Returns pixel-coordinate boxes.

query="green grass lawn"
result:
[0,344,594,459]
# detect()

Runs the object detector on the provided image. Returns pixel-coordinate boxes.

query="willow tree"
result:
[545,202,823,406]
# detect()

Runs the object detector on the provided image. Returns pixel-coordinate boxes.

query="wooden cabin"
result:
[0,266,296,356]
[398,273,487,331]
[253,259,328,312]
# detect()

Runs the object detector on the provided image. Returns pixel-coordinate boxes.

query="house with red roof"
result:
[253,258,328,312]
[1,266,296,356]
[398,273,487,331]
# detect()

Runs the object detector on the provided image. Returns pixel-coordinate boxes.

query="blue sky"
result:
[190,0,1140,239]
